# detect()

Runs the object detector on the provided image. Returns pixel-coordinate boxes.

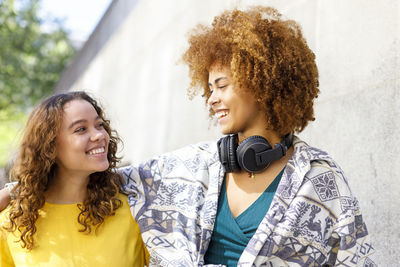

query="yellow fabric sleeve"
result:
[0,216,15,267]
[0,194,148,267]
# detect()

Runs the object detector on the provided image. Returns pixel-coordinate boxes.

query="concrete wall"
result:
[66,0,399,264]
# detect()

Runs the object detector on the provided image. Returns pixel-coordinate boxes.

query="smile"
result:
[87,147,105,155]
[216,110,228,119]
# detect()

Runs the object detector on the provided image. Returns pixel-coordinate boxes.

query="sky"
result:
[38,0,113,46]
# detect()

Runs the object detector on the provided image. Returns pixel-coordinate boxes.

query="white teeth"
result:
[216,111,228,119]
[88,147,105,155]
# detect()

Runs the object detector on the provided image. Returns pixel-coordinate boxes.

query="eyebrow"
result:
[208,77,228,86]
[68,116,102,129]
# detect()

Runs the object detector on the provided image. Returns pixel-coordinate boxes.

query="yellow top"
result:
[0,194,148,267]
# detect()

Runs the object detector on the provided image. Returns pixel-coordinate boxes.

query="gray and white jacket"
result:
[121,136,376,266]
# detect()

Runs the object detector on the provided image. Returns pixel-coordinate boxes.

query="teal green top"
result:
[204,169,284,266]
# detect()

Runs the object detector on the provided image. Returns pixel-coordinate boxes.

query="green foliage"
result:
[0,0,76,110]
[0,106,27,167]
[0,0,76,167]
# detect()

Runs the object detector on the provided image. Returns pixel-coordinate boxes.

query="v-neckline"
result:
[225,169,284,220]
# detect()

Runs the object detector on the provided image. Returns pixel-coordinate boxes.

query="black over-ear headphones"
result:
[217,134,293,173]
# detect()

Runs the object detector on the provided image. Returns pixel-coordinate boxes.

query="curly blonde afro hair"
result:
[182,6,319,136]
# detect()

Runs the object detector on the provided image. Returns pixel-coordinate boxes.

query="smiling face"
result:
[55,99,110,178]
[207,64,268,139]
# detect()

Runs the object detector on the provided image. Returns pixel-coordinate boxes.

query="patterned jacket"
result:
[121,136,376,266]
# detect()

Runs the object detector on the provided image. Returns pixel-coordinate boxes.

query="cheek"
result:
[57,136,84,157]
[55,137,67,159]
[104,131,110,145]
[103,131,111,154]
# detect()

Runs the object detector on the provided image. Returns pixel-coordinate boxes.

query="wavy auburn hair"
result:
[182,6,320,136]
[5,91,123,249]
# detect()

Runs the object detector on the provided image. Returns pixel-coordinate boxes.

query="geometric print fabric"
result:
[121,136,376,266]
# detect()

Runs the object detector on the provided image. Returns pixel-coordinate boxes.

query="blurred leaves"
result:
[0,0,76,167]
[0,0,76,111]
[0,106,26,166]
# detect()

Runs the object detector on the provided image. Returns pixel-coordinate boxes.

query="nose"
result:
[207,90,220,107]
[90,128,106,142]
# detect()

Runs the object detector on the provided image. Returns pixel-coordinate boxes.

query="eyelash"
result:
[74,127,86,133]
[209,85,227,94]
[74,122,105,133]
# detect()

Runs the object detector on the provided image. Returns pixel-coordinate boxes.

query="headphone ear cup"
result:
[217,137,226,169]
[227,135,239,172]
[237,136,272,173]
[217,135,240,173]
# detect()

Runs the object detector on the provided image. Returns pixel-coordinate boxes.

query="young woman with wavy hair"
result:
[0,91,148,266]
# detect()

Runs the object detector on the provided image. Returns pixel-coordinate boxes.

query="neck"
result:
[45,168,90,204]
[238,129,282,145]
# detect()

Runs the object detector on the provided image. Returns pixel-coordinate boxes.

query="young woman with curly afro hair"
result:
[0,6,375,267]
[183,6,319,137]
[179,6,374,266]
[0,91,148,266]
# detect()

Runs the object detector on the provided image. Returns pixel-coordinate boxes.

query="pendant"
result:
[248,172,255,179]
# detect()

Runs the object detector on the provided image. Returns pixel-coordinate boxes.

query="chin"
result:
[220,126,237,135]
[95,162,110,172]
[220,129,230,135]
